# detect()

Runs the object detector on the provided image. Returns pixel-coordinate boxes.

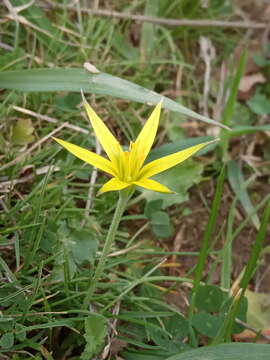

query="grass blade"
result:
[188,166,226,345]
[228,160,260,229]
[166,343,270,360]
[0,68,229,129]
[217,199,270,343]
[220,49,247,156]
[240,198,270,291]
[220,196,236,290]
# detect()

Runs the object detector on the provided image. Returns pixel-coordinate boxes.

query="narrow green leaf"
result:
[228,160,260,229]
[231,124,270,136]
[188,166,226,337]
[80,314,107,360]
[220,49,247,156]
[166,343,270,360]
[140,0,159,62]
[222,50,248,128]
[0,68,229,129]
[220,197,236,289]
[240,199,270,290]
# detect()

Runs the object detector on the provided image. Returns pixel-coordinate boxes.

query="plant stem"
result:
[188,166,226,346]
[83,188,131,308]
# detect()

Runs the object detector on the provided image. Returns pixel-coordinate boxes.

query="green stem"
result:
[83,188,131,308]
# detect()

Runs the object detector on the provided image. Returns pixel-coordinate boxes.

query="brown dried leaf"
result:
[239,73,266,93]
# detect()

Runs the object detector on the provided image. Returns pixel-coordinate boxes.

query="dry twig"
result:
[0,123,66,172]
[42,2,268,29]
[13,105,89,134]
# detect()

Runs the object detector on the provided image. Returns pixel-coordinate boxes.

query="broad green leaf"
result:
[166,343,270,360]
[247,93,270,115]
[140,159,204,209]
[122,350,167,360]
[147,136,216,163]
[81,314,107,360]
[11,119,35,145]
[165,314,189,340]
[15,323,26,342]
[0,332,14,349]
[0,68,229,129]
[245,289,270,330]
[55,93,81,111]
[195,285,226,313]
[148,211,173,238]
[192,312,222,338]
[231,102,253,126]
[253,50,270,67]
[69,229,99,265]
[0,318,14,332]
[144,199,163,218]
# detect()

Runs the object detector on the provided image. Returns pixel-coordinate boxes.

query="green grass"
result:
[1,0,270,359]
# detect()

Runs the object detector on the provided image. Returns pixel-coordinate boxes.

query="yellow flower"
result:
[53,99,217,194]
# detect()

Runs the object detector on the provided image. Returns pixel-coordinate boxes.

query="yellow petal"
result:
[83,98,124,164]
[133,178,173,193]
[130,102,162,171]
[98,177,130,194]
[139,141,216,179]
[53,137,115,176]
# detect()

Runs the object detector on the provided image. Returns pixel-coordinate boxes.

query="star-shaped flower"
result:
[53,99,216,194]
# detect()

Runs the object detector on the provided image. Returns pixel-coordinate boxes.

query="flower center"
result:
[115,142,144,183]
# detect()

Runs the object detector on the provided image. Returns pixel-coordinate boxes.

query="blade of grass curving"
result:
[10,0,60,48]
[220,49,247,157]
[23,166,53,270]
[222,49,248,128]
[140,0,159,63]
[220,194,270,289]
[0,256,19,285]
[165,343,270,360]
[220,196,236,290]
[217,199,270,343]
[240,198,270,291]
[231,194,270,245]
[11,0,57,35]
[224,199,270,340]
[212,289,242,344]
[21,262,43,323]
[0,68,229,129]
[231,124,270,136]
[228,160,260,229]
[188,166,226,345]
[14,233,20,270]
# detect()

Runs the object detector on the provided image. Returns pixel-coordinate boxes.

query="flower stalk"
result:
[83,188,132,308]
